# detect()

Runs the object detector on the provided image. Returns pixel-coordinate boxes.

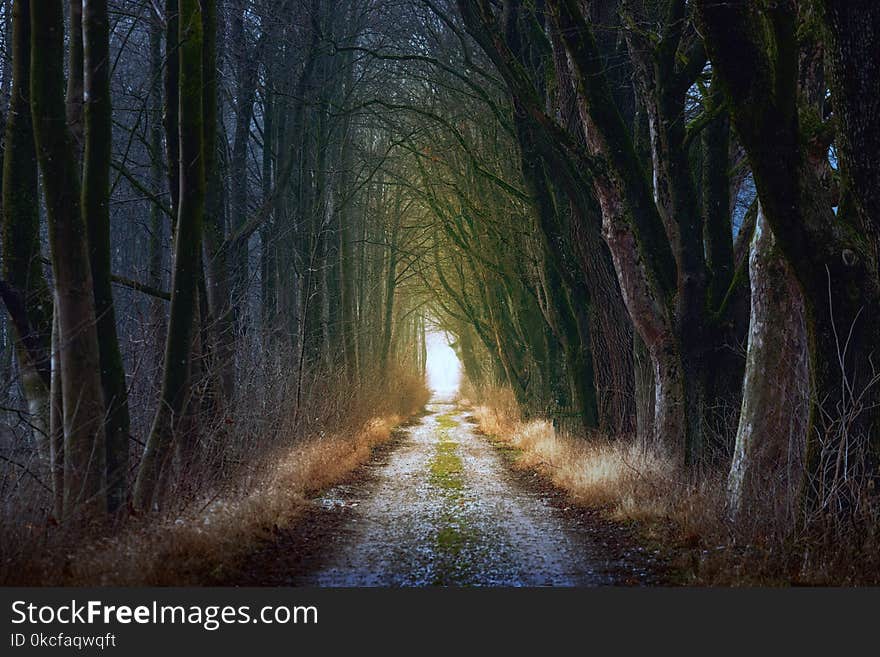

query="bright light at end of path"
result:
[426,331,461,397]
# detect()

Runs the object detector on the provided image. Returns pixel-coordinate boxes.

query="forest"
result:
[0,0,878,586]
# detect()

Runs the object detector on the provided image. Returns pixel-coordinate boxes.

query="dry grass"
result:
[61,415,403,585]
[1,365,429,585]
[469,386,880,585]
[471,398,681,522]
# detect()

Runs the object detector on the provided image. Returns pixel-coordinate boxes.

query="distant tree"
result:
[134,0,208,510]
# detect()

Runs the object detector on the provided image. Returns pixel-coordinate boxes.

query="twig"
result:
[0,454,52,493]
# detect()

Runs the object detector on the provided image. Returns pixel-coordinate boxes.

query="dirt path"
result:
[227,398,665,586]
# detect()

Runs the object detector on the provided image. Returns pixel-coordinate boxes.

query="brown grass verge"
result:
[65,416,405,585]
[3,373,429,586]
[466,387,880,586]
[11,415,410,586]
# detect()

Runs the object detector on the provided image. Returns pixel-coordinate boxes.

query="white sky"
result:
[425,331,461,395]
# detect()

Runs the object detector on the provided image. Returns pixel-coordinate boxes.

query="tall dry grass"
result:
[58,416,403,585]
[0,361,428,585]
[468,386,880,585]
[469,388,683,523]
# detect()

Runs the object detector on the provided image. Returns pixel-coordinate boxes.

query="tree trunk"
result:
[66,0,83,150]
[83,0,130,513]
[164,0,180,216]
[697,0,880,512]
[633,333,655,443]
[379,221,399,372]
[542,0,706,460]
[49,303,64,519]
[2,0,52,468]
[259,64,277,336]
[821,1,880,263]
[31,0,107,522]
[148,13,167,374]
[133,0,206,511]
[204,0,244,404]
[335,46,358,382]
[728,208,808,521]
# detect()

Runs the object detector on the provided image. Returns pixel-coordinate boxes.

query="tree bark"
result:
[49,303,64,519]
[202,0,235,403]
[544,0,744,462]
[697,0,880,510]
[379,210,399,372]
[2,0,52,467]
[66,0,83,150]
[821,1,880,264]
[727,208,808,521]
[83,0,130,513]
[31,0,107,521]
[148,12,167,374]
[133,0,206,511]
[164,0,180,216]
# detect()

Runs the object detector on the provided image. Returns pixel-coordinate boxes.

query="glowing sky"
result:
[425,331,461,395]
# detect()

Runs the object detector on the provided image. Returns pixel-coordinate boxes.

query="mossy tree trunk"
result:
[541,0,733,462]
[697,0,880,511]
[453,321,483,389]
[821,1,880,266]
[453,0,627,432]
[515,111,599,430]
[550,3,637,435]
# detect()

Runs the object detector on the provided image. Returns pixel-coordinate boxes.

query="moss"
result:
[435,525,466,552]
[429,431,463,490]
[428,418,475,584]
[429,439,463,492]
[432,510,476,585]
[436,413,457,430]
[429,416,464,491]
[484,433,523,465]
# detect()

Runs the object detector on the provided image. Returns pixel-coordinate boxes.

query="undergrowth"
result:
[0,368,429,585]
[466,385,880,585]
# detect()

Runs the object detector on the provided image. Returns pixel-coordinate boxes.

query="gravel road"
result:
[300,400,623,586]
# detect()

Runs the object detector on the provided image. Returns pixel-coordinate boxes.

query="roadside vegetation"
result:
[467,386,880,586]
[2,373,427,585]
